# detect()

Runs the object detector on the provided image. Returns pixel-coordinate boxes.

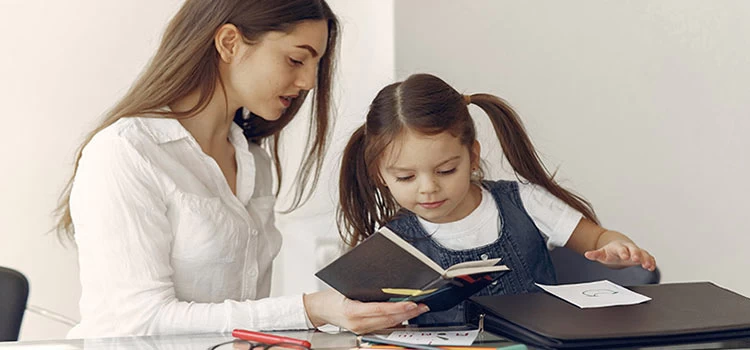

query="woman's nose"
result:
[295,65,316,90]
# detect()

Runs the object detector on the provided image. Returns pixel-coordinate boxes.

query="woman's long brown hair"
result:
[56,0,339,242]
[337,73,598,246]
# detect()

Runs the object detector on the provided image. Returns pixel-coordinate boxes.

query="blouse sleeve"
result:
[68,133,308,338]
[517,182,583,250]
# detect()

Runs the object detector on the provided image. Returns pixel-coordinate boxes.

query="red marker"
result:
[232,329,312,348]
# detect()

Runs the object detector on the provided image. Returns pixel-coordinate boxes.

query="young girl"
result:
[337,73,656,325]
[57,0,426,338]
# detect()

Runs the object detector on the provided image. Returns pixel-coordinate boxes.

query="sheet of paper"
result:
[380,329,479,346]
[536,280,652,308]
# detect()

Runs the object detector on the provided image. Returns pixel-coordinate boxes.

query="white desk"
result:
[1,328,749,350]
[0,327,520,350]
[0,330,353,350]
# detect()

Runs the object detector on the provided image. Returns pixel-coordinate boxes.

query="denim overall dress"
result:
[385,180,558,325]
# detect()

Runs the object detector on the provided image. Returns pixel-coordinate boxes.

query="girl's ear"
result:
[471,140,482,169]
[214,23,243,64]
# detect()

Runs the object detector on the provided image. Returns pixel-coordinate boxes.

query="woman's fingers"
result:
[341,300,429,334]
[304,290,430,333]
[344,299,425,318]
[345,312,415,334]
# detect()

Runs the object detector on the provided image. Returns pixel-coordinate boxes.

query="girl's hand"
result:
[303,289,429,334]
[584,240,657,271]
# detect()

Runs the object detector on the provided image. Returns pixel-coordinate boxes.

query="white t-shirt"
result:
[68,117,309,338]
[418,183,582,251]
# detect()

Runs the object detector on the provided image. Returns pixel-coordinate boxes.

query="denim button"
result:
[480,253,489,260]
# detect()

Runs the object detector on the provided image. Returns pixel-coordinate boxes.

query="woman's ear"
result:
[214,23,242,63]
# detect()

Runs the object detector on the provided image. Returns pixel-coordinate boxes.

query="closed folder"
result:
[466,282,750,349]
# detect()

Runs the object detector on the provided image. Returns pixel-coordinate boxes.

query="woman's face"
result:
[224,20,329,121]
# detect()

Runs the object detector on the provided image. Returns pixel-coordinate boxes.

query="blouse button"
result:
[480,253,489,260]
[250,229,258,236]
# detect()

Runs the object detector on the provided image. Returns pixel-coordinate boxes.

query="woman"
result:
[56,0,427,338]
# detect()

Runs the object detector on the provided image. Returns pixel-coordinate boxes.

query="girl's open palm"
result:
[584,240,656,271]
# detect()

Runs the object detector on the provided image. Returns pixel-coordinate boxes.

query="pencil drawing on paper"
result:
[582,288,619,297]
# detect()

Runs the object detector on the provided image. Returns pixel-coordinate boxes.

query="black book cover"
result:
[316,227,508,311]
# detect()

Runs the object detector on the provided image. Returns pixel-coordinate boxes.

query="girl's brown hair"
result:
[337,73,598,246]
[56,0,339,242]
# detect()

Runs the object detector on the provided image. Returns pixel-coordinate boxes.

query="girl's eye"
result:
[395,175,414,182]
[289,57,304,66]
[438,168,457,175]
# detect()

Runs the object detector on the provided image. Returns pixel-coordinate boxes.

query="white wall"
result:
[272,0,395,296]
[0,0,185,340]
[9,0,746,342]
[0,0,393,341]
[394,1,750,296]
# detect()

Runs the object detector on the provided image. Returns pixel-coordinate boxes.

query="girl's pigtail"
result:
[337,125,380,246]
[469,94,599,225]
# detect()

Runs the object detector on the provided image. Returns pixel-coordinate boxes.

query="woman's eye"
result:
[438,168,457,175]
[289,57,304,66]
[395,175,414,182]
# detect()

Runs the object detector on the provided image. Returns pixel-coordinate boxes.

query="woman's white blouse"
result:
[67,117,309,338]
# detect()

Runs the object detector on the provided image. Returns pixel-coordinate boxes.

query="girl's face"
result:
[224,20,328,120]
[378,129,482,224]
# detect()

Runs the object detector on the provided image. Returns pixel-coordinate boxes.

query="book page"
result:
[445,258,502,270]
[443,264,509,279]
[379,227,445,274]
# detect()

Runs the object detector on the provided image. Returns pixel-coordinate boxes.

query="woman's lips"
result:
[279,96,292,108]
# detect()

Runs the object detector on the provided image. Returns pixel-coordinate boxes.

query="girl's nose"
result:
[419,176,440,194]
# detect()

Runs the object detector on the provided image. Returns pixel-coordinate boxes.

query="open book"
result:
[315,227,509,312]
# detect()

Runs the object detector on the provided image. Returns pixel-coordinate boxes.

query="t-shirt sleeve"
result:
[517,182,583,250]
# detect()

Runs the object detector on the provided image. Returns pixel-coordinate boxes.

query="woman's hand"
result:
[584,240,656,271]
[303,289,429,334]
